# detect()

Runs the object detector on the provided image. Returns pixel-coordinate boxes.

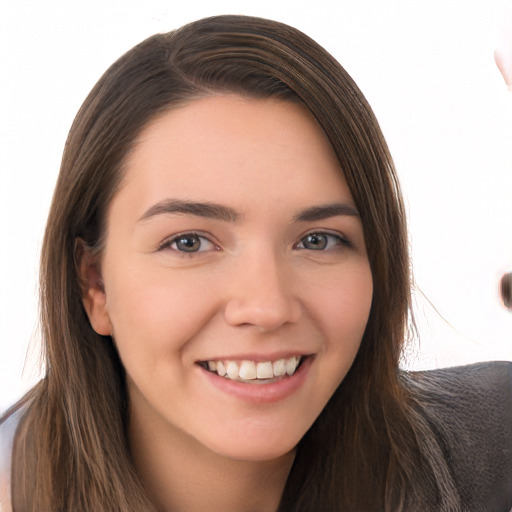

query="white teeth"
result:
[216,361,226,377]
[272,359,286,377]
[239,360,257,380]
[204,356,303,381]
[286,356,299,376]
[256,361,274,379]
[226,361,239,380]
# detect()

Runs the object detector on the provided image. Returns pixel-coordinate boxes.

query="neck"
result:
[128,407,295,512]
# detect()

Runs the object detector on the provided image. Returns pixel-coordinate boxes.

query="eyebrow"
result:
[138,199,240,223]
[293,203,360,222]
[138,199,359,223]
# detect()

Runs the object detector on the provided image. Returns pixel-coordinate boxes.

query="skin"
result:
[82,95,373,512]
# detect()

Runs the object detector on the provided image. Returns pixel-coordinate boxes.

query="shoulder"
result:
[404,361,512,512]
[1,406,25,512]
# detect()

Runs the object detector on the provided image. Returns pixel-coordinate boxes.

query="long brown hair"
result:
[3,15,461,511]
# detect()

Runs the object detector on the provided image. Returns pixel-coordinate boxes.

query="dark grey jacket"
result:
[408,361,512,511]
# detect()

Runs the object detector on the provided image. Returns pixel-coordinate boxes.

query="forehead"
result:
[117,95,354,215]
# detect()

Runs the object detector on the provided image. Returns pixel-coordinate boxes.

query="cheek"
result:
[312,267,373,394]
[103,264,221,361]
[310,265,373,341]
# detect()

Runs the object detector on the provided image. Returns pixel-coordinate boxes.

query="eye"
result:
[295,232,350,251]
[160,233,218,253]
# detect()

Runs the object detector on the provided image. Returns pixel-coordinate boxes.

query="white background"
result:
[1,0,511,412]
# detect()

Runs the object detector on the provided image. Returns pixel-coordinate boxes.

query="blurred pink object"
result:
[495,2,512,89]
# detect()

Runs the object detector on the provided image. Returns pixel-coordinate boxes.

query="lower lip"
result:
[198,357,313,404]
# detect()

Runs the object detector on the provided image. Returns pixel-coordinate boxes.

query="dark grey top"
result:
[408,361,512,511]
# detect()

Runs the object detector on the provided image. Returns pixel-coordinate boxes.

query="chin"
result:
[203,425,305,463]
[218,442,297,463]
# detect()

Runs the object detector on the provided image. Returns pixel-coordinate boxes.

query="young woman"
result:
[1,15,511,512]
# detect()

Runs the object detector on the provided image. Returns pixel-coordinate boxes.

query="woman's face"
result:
[83,95,373,462]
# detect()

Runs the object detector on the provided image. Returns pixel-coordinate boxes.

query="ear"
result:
[75,238,113,336]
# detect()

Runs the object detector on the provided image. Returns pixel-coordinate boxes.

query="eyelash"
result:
[159,231,352,254]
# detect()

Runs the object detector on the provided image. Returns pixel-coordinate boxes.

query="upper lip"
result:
[197,352,312,363]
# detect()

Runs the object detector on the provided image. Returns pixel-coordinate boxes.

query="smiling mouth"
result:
[197,356,306,383]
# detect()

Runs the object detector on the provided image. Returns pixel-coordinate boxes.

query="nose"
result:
[223,251,302,332]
